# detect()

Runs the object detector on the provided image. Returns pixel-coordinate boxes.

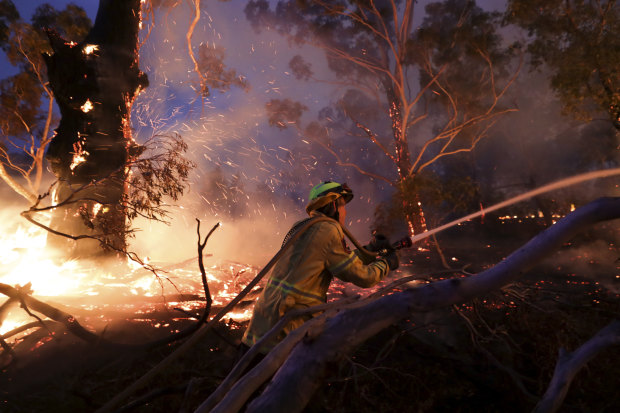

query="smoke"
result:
[128,194,301,267]
[544,237,620,294]
[122,0,620,269]
[119,0,395,267]
[4,0,616,269]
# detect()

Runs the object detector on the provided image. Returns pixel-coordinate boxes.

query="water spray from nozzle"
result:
[396,168,620,248]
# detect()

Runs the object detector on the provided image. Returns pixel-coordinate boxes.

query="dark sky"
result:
[17,0,98,21]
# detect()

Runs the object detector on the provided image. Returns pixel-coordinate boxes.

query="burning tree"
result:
[247,0,521,235]
[0,2,90,204]
[0,0,246,260]
[35,0,150,257]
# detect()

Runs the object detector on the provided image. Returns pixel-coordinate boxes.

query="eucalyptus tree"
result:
[247,0,521,234]
[506,0,619,131]
[2,0,244,260]
[0,1,90,203]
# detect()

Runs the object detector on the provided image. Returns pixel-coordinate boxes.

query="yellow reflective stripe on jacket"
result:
[328,251,358,276]
[266,277,325,302]
[374,259,389,272]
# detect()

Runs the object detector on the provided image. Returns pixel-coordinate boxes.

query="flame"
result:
[83,44,99,55]
[81,99,94,113]
[0,225,94,297]
[70,133,89,170]
[0,221,259,344]
[70,153,88,170]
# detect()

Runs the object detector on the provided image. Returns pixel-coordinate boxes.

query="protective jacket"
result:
[242,211,390,352]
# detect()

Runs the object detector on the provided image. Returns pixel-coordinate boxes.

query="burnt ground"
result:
[1,218,619,412]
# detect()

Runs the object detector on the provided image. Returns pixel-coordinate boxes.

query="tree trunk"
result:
[43,0,147,258]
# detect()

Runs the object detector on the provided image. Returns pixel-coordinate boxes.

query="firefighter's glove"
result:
[365,233,392,253]
[384,250,399,271]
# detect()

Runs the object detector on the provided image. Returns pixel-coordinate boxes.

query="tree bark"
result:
[232,197,620,413]
[43,0,147,258]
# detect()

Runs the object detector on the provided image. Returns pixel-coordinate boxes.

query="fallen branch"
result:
[204,269,461,412]
[198,296,360,412]
[235,197,620,412]
[0,222,221,352]
[94,216,340,413]
[533,319,620,413]
[0,283,111,345]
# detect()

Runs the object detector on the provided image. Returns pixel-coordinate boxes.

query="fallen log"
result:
[0,283,106,345]
[205,197,620,412]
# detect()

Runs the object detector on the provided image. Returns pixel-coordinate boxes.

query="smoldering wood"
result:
[0,285,208,351]
[0,282,111,345]
[202,197,620,413]
[43,0,148,257]
[0,320,61,342]
[533,319,620,413]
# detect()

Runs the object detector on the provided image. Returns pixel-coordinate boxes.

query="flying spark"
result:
[83,44,99,55]
[81,99,94,113]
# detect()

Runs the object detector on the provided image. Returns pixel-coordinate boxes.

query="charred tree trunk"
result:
[43,0,147,258]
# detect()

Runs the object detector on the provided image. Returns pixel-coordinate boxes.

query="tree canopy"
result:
[506,0,620,130]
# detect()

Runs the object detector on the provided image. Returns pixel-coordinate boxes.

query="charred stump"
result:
[43,0,148,258]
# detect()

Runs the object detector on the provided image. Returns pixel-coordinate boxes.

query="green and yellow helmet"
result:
[305,181,353,214]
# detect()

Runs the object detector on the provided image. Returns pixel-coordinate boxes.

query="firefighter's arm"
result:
[320,222,390,288]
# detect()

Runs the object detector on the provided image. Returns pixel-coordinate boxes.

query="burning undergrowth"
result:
[0,203,619,412]
[0,213,264,351]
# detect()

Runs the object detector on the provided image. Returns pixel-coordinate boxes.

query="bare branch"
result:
[196,219,220,322]
[0,160,37,203]
[351,118,397,163]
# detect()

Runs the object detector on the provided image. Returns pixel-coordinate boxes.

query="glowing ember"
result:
[70,133,89,170]
[70,153,88,170]
[83,44,99,55]
[92,203,103,216]
[81,99,94,113]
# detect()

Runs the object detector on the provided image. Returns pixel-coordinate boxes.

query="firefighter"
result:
[241,181,399,353]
